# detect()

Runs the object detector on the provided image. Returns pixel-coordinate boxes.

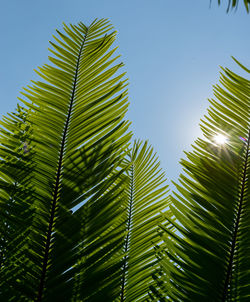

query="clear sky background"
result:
[0,0,249,187]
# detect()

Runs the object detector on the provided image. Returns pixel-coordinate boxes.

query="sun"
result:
[214,133,228,145]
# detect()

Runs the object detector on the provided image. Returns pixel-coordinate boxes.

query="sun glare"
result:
[214,133,228,145]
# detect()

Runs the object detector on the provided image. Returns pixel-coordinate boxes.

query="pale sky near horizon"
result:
[0,0,249,188]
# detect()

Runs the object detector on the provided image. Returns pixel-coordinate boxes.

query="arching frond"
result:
[160,59,250,301]
[0,19,131,301]
[119,140,169,302]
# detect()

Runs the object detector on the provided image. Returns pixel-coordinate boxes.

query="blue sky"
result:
[0,0,249,186]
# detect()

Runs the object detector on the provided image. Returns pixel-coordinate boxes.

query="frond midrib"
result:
[36,26,89,302]
[120,163,134,302]
[222,127,250,301]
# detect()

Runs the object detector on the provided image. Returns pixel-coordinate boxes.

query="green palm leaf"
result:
[159,59,250,301]
[119,140,169,302]
[0,19,131,301]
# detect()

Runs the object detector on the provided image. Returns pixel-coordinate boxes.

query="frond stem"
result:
[222,128,250,301]
[36,28,89,302]
[120,164,134,302]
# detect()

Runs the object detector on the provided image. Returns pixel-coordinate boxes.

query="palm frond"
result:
[159,59,250,301]
[0,19,131,301]
[0,105,36,299]
[119,140,169,302]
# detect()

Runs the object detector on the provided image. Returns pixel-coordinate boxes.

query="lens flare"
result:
[214,133,227,145]
[239,136,247,142]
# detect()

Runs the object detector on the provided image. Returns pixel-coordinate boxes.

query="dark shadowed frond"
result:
[0,105,35,300]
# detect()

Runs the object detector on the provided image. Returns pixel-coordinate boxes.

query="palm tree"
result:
[0,19,169,301]
[156,59,250,301]
[2,15,250,302]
